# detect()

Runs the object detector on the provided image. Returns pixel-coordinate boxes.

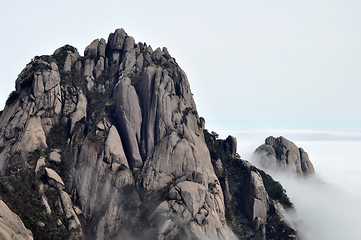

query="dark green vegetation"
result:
[0,51,89,238]
[266,208,297,240]
[53,45,77,69]
[0,119,86,239]
[203,129,296,239]
[204,130,263,239]
[250,167,292,208]
[0,151,71,239]
[46,119,78,190]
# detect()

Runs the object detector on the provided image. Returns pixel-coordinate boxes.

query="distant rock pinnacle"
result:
[254,136,315,176]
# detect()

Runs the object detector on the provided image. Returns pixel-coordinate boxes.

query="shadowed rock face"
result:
[255,136,315,176]
[0,28,236,239]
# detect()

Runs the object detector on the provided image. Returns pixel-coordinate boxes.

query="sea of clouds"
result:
[216,129,361,240]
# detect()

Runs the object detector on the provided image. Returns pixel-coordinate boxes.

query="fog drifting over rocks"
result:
[217,129,361,240]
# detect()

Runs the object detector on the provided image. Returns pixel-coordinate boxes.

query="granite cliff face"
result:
[0,29,295,239]
[254,136,315,176]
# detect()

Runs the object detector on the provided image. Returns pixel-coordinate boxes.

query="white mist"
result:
[217,129,361,240]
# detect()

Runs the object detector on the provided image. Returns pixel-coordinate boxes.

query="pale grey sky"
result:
[1,0,360,130]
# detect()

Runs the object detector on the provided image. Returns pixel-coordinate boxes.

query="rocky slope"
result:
[254,136,315,176]
[0,200,33,240]
[204,131,296,239]
[0,29,296,239]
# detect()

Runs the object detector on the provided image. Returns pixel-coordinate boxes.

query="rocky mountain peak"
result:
[254,136,315,176]
[0,28,297,239]
[0,28,237,239]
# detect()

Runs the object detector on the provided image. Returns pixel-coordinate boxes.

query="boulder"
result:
[175,181,207,216]
[45,167,65,187]
[35,156,46,173]
[224,135,237,157]
[49,150,61,163]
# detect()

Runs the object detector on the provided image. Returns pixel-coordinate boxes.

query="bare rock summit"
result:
[255,136,315,176]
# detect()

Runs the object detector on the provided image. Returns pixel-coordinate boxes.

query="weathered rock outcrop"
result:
[0,200,33,240]
[0,28,237,240]
[204,131,296,239]
[0,28,296,240]
[254,136,315,176]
